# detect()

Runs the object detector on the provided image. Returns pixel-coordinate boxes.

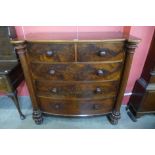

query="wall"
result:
[122,26,154,103]
[14,26,154,104]
[15,26,123,38]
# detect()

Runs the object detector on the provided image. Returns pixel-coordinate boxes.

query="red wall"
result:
[14,26,155,104]
[15,26,123,38]
[122,26,154,103]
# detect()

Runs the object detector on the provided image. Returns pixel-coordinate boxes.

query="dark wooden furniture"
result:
[127,30,155,121]
[0,26,25,120]
[11,32,140,124]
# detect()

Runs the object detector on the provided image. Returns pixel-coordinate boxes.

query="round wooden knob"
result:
[93,104,100,110]
[98,50,106,56]
[95,87,102,93]
[48,69,55,75]
[97,69,104,76]
[54,103,61,110]
[97,69,107,76]
[49,88,57,93]
[46,51,54,56]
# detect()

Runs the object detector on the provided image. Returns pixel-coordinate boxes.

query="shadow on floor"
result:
[0,96,155,129]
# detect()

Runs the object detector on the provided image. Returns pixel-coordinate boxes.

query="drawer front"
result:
[150,72,155,83]
[36,80,119,99]
[38,97,115,116]
[140,91,155,112]
[152,66,155,72]
[0,76,9,92]
[31,62,123,81]
[150,76,155,83]
[27,43,75,62]
[77,42,124,62]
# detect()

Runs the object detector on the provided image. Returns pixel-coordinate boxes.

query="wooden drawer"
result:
[38,97,115,116]
[150,76,155,83]
[27,43,75,62]
[31,62,123,81]
[140,90,155,112]
[0,76,9,92]
[77,42,124,62]
[35,80,119,99]
[150,72,155,83]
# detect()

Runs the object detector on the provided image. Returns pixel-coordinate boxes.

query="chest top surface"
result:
[11,32,140,43]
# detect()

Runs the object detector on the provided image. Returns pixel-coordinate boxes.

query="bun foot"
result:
[33,110,43,125]
[107,111,121,125]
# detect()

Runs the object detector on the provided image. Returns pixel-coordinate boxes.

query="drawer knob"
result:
[98,50,106,56]
[54,103,61,110]
[93,104,100,110]
[95,87,102,94]
[49,88,57,93]
[46,51,54,56]
[48,69,55,75]
[97,69,106,76]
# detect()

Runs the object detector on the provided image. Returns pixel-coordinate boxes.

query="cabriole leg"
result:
[9,91,26,120]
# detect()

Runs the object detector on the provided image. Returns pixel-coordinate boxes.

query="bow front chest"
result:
[11,32,140,125]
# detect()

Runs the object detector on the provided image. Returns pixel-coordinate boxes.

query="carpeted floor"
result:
[0,96,155,129]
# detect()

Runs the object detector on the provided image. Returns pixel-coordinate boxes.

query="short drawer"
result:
[77,42,124,62]
[35,80,119,99]
[31,62,123,81]
[38,97,115,116]
[27,43,75,62]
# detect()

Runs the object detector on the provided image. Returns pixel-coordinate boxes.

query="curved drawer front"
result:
[77,42,124,62]
[36,80,119,99]
[38,97,115,116]
[31,62,123,81]
[27,43,75,62]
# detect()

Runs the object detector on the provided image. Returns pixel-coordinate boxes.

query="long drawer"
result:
[38,97,115,116]
[31,62,123,81]
[35,80,119,100]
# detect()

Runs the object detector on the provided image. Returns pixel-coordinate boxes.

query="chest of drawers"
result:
[11,32,140,125]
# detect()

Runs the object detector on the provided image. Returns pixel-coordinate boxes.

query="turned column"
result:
[108,40,140,125]
[12,41,43,124]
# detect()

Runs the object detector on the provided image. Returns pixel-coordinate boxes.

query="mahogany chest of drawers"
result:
[11,32,140,124]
